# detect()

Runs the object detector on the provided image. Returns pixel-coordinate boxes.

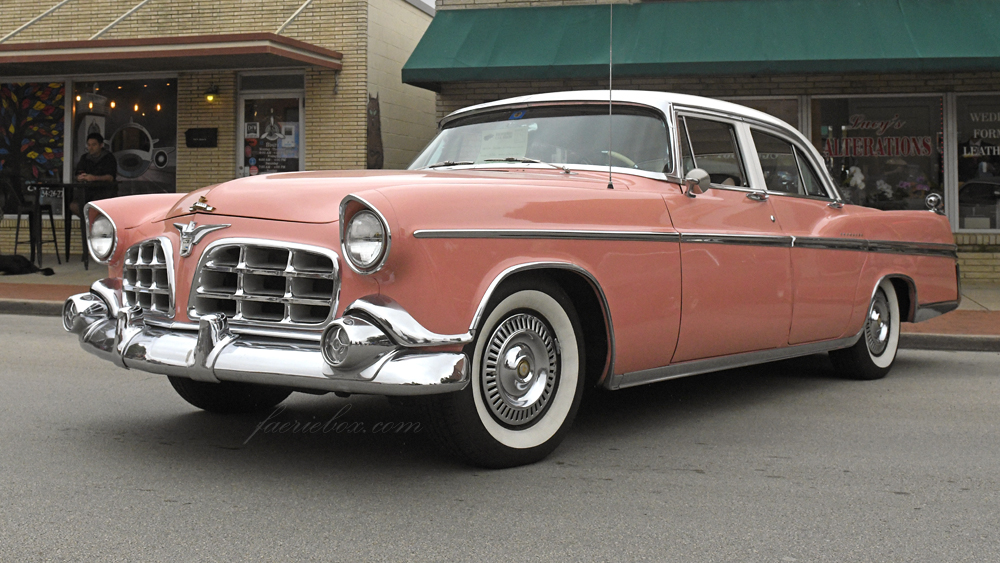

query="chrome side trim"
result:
[471,262,616,386]
[913,300,960,323]
[792,237,868,252]
[614,330,863,390]
[867,240,958,259]
[679,233,793,247]
[346,295,473,347]
[340,194,392,275]
[411,229,956,259]
[413,229,680,242]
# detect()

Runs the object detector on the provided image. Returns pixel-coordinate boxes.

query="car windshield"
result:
[409,104,673,174]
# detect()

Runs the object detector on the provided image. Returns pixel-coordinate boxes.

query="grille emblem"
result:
[174,221,230,257]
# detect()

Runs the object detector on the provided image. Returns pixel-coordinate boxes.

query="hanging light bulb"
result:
[110,101,116,109]
[156,104,161,111]
[134,104,139,112]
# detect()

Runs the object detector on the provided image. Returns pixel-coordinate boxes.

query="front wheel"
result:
[830,279,900,380]
[425,278,586,468]
[168,376,292,414]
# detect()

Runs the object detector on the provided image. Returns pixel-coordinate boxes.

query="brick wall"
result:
[289,0,370,170]
[176,72,238,193]
[368,0,438,169]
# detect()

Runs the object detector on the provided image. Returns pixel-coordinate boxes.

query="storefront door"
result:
[238,95,303,177]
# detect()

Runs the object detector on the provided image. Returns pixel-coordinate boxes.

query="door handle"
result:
[746,191,768,201]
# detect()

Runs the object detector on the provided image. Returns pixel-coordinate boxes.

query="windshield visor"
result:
[409,105,672,174]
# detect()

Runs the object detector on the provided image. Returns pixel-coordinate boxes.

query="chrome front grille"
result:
[189,240,339,327]
[123,238,174,316]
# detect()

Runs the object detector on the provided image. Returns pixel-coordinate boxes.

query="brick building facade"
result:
[405,0,1000,282]
[1,0,438,258]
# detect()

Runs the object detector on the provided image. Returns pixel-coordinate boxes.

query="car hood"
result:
[164,169,630,223]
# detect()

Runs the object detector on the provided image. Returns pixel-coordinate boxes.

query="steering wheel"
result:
[601,151,636,168]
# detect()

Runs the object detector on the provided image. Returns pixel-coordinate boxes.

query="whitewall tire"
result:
[830,278,900,380]
[426,278,586,468]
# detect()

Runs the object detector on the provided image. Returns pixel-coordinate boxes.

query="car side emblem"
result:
[189,196,215,213]
[174,221,230,257]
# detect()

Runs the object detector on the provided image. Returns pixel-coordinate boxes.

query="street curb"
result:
[900,333,1000,352]
[0,299,63,317]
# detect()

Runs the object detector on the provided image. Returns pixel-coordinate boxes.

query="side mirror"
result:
[683,168,711,198]
[924,192,945,215]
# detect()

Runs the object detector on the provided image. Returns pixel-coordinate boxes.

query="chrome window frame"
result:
[673,110,762,195]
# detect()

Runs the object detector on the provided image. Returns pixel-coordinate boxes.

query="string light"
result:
[134,104,139,112]
[110,101,116,109]
[156,104,161,111]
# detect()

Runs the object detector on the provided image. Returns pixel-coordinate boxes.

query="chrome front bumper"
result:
[63,280,470,396]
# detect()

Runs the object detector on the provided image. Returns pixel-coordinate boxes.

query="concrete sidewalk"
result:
[2,258,998,351]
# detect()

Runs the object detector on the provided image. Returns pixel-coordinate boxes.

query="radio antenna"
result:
[607,3,614,189]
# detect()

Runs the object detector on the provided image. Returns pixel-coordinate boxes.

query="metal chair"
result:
[12,180,61,267]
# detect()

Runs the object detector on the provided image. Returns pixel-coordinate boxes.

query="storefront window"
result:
[0,82,65,215]
[812,97,943,210]
[956,95,1000,230]
[73,79,178,197]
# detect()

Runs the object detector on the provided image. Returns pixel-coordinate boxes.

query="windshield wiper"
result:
[484,157,571,174]
[426,160,474,168]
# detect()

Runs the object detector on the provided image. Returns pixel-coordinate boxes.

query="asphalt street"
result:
[1,314,998,562]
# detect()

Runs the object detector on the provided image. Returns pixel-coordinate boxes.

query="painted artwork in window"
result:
[0,83,64,214]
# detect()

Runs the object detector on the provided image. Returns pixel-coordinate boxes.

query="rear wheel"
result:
[425,278,586,468]
[168,376,292,414]
[830,279,900,380]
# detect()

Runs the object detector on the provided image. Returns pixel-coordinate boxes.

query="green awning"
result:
[403,0,1000,90]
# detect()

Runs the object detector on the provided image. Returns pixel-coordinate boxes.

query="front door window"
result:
[242,97,300,176]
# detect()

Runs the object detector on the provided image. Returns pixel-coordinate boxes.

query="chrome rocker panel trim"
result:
[65,287,469,397]
[607,330,864,390]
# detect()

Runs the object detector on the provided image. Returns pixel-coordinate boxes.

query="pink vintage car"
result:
[64,91,960,467]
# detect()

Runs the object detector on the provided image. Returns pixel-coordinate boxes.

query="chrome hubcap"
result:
[482,313,558,426]
[865,291,891,356]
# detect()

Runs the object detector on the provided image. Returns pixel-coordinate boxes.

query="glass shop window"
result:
[811,97,943,211]
[956,95,1000,231]
[679,116,747,187]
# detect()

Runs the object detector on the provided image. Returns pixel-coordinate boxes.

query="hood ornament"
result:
[174,221,230,257]
[190,196,215,213]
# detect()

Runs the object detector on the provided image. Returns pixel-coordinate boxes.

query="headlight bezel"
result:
[84,202,118,264]
[339,195,391,275]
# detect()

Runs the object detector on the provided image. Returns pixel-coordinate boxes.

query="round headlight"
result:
[345,210,386,271]
[89,214,116,261]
